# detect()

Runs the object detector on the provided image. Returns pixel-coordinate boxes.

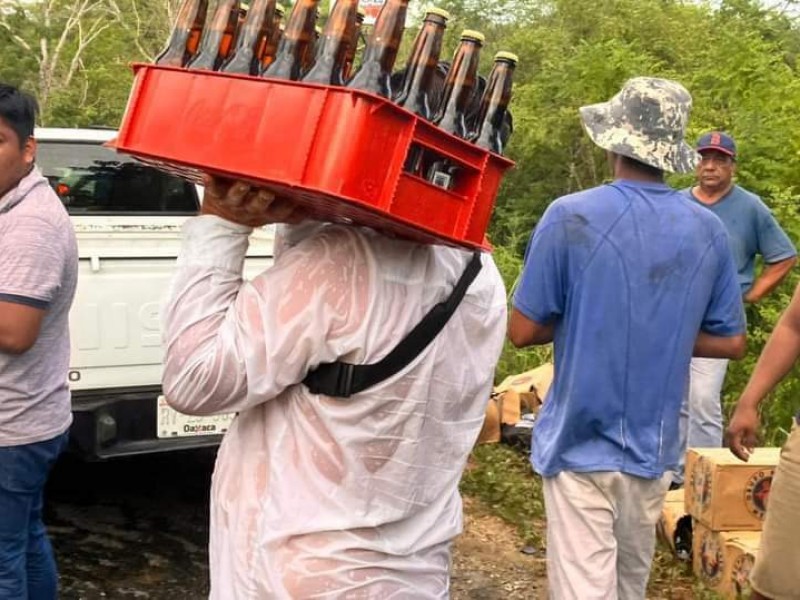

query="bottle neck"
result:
[233,0,275,59]
[435,42,480,135]
[191,0,239,69]
[475,62,515,151]
[396,19,446,117]
[265,2,318,79]
[361,2,407,73]
[157,0,207,66]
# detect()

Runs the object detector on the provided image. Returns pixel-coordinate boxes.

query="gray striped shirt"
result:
[0,167,77,446]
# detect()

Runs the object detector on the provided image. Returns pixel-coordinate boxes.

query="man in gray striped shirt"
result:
[0,83,77,600]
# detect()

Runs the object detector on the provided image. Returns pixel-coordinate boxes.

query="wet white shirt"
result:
[162,216,507,599]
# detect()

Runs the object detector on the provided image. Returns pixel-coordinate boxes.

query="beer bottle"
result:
[187,0,242,71]
[303,0,359,86]
[221,0,276,74]
[472,52,518,154]
[155,0,209,67]
[301,25,323,75]
[433,30,484,138]
[262,0,320,80]
[342,6,366,81]
[346,0,409,98]
[258,4,284,69]
[394,7,450,120]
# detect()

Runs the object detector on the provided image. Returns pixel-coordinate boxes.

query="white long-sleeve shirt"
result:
[162,216,507,599]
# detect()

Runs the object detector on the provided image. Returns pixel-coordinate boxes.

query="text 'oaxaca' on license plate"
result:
[157,395,236,438]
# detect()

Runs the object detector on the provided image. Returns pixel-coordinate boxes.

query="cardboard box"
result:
[476,388,541,445]
[657,489,690,556]
[685,447,780,531]
[726,532,759,599]
[494,363,554,399]
[693,523,759,598]
[476,396,501,445]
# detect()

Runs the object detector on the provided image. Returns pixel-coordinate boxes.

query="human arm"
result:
[744,256,796,303]
[693,331,746,359]
[508,208,566,349]
[0,302,44,354]
[727,282,800,460]
[0,214,65,354]
[693,231,748,359]
[162,177,363,415]
[508,308,555,347]
[745,199,797,303]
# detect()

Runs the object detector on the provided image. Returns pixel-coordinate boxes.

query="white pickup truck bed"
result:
[36,128,273,458]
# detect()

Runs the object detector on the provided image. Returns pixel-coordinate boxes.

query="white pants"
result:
[543,471,671,600]
[675,357,729,483]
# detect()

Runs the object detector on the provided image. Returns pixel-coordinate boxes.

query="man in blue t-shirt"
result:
[677,132,796,486]
[508,78,747,599]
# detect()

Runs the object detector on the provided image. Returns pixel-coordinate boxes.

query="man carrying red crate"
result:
[160,175,507,597]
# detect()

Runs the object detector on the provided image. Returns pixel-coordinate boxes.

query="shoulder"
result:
[537,185,615,228]
[728,185,770,213]
[731,184,762,204]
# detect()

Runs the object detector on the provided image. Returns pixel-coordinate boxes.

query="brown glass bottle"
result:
[221,0,276,74]
[262,0,320,80]
[472,52,518,154]
[433,30,483,138]
[187,0,241,71]
[258,4,284,69]
[394,7,449,120]
[155,0,209,67]
[301,25,322,75]
[303,0,359,85]
[346,0,409,98]
[342,6,365,82]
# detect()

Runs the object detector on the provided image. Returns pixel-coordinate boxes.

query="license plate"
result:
[157,395,235,438]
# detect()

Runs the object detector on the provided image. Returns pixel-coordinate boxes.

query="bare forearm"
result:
[693,332,746,359]
[739,321,800,409]
[508,308,555,347]
[745,257,796,303]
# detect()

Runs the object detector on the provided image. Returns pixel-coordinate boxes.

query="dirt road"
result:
[47,450,545,599]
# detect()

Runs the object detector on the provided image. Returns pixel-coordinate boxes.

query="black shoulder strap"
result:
[303,251,483,398]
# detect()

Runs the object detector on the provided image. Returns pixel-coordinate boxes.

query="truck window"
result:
[36,141,199,215]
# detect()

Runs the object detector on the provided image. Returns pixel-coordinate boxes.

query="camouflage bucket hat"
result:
[579,77,699,174]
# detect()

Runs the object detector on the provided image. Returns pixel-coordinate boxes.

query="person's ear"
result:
[23,136,36,167]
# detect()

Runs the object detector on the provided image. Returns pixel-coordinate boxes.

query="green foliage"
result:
[459,444,545,546]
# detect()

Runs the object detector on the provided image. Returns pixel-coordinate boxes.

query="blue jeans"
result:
[0,432,68,600]
[675,357,729,484]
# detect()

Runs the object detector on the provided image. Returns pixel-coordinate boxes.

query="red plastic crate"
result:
[114,64,514,251]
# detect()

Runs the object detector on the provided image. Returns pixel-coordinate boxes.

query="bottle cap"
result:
[425,7,451,20]
[461,30,485,43]
[495,51,519,63]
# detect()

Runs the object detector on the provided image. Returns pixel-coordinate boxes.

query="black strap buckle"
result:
[305,362,357,398]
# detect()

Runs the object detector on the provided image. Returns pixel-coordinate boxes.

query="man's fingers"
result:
[227,181,252,206]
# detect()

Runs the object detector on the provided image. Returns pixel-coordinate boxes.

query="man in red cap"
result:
[676,131,797,487]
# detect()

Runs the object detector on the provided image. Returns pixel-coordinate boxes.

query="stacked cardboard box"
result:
[686,447,780,598]
[476,363,553,445]
[657,489,692,559]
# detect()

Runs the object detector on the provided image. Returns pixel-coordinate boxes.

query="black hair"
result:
[0,83,38,148]
[619,154,664,178]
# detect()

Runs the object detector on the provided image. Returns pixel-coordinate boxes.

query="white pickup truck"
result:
[35,128,274,459]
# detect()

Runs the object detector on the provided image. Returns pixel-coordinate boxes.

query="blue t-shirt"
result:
[513,180,746,479]
[684,185,796,293]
